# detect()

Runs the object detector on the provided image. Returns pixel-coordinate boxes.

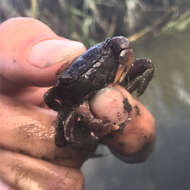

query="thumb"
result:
[0,17,86,90]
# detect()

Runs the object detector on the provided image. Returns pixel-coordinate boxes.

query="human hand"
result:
[0,17,155,190]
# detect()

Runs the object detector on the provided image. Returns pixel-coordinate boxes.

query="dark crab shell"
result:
[54,37,126,106]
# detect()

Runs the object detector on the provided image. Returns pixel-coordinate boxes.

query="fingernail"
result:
[27,39,85,68]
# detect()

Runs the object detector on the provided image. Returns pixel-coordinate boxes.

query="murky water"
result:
[82,27,190,190]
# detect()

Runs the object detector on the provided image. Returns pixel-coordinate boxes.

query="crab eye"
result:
[111,36,130,54]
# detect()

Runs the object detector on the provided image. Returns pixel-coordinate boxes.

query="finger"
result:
[0,95,94,168]
[0,17,86,90]
[0,178,14,190]
[90,85,155,163]
[0,149,83,190]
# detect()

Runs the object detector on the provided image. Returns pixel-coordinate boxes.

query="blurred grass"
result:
[31,0,39,18]
[1,0,190,46]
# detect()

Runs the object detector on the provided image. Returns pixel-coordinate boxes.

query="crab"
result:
[43,36,154,148]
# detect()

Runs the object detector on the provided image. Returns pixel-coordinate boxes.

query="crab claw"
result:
[110,36,134,84]
[113,47,134,84]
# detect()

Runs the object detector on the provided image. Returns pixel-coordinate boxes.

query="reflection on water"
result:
[82,26,190,190]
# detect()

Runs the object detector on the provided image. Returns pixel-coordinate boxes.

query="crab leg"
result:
[122,58,154,96]
[43,87,63,111]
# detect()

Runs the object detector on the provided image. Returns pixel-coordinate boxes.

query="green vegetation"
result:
[0,0,190,46]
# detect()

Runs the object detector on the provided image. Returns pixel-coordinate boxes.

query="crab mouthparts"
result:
[113,48,134,84]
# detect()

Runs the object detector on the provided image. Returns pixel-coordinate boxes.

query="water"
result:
[82,27,190,190]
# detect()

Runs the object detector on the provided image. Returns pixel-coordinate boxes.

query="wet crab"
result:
[43,36,154,148]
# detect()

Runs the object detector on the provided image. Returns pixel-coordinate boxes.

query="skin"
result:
[0,17,155,190]
[100,85,155,163]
